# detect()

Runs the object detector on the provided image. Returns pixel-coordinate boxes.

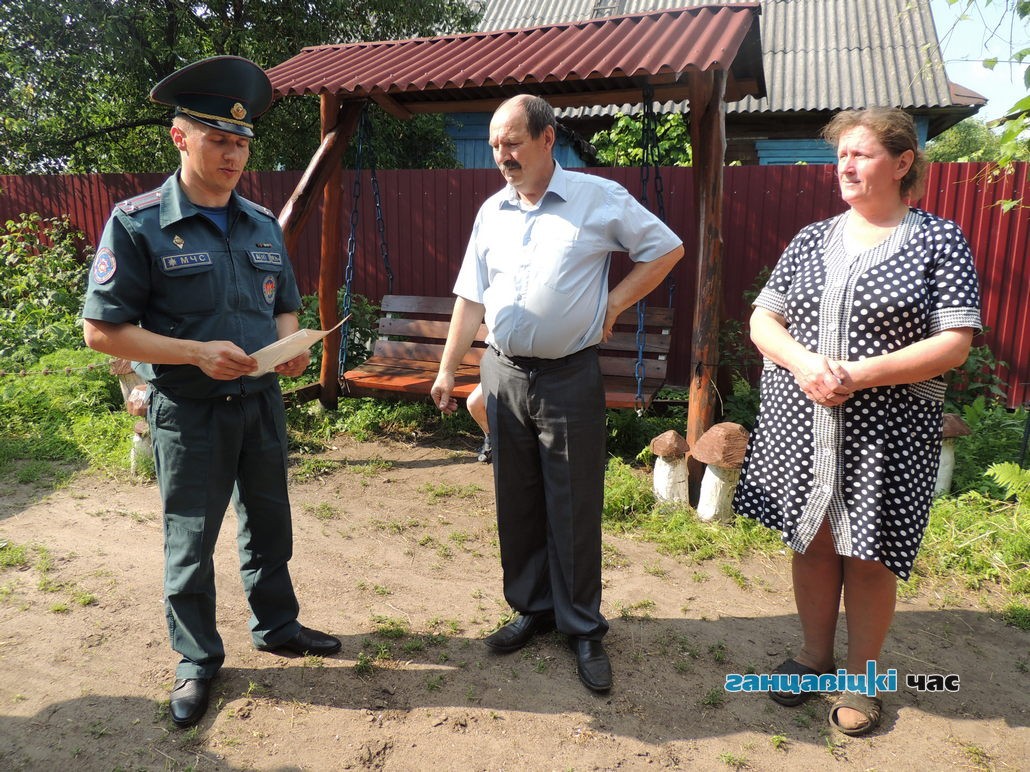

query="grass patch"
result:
[1001,603,1030,630]
[290,458,342,482]
[0,348,133,476]
[0,541,30,569]
[917,492,1030,596]
[372,615,410,639]
[304,502,341,522]
[419,482,481,502]
[602,459,781,561]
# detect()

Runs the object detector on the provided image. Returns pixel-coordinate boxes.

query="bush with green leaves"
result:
[0,213,91,366]
[943,339,1008,413]
[952,397,1028,497]
[606,398,689,462]
[290,291,380,385]
[591,113,692,167]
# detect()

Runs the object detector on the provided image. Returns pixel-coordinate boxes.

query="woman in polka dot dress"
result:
[732,107,982,736]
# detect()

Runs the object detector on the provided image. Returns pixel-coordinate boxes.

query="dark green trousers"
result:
[149,384,301,680]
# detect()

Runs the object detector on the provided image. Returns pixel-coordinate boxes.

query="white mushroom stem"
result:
[934,438,956,496]
[130,421,152,476]
[653,455,689,502]
[696,465,740,523]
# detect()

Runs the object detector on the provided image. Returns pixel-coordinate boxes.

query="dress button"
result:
[822,484,832,493]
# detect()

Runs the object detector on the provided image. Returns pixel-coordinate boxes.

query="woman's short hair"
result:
[822,107,928,197]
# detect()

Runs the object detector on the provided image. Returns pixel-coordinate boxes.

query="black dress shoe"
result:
[569,637,612,693]
[483,612,556,653]
[169,677,211,728]
[259,625,342,656]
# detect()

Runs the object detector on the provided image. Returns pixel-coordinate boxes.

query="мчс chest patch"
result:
[160,253,213,271]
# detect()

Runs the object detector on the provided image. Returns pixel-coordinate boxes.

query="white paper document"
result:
[247,316,349,377]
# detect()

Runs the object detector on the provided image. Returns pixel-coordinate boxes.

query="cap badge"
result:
[173,235,184,248]
[231,102,247,120]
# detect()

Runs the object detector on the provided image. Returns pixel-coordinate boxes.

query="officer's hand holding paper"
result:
[248,316,349,377]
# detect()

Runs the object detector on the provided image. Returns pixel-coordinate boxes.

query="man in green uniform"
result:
[82,56,340,729]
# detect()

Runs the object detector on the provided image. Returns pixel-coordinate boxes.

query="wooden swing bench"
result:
[342,295,674,409]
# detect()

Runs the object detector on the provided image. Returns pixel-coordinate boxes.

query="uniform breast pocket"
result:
[247,251,285,307]
[156,253,218,315]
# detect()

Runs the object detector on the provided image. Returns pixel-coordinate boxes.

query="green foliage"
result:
[0,214,91,365]
[285,394,480,452]
[290,291,380,385]
[0,0,480,173]
[0,347,132,474]
[720,374,761,431]
[941,0,1030,202]
[920,490,1030,596]
[926,118,1006,162]
[987,461,1030,506]
[1002,602,1030,630]
[605,402,689,461]
[602,457,656,522]
[952,398,1027,497]
[591,113,692,167]
[716,266,769,428]
[944,340,1008,412]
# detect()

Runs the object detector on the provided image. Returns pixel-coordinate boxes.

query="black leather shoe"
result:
[169,677,211,728]
[483,612,556,653]
[259,625,342,656]
[569,637,612,693]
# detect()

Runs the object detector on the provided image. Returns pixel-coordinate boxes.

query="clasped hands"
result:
[791,352,857,408]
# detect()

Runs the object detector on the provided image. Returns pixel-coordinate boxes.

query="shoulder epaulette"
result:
[116,189,162,214]
[237,194,276,220]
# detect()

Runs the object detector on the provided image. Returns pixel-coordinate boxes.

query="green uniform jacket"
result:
[82,172,302,399]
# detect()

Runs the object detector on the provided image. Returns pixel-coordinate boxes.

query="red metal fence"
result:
[2,163,1027,407]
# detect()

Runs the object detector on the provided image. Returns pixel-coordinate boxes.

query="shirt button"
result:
[827,323,838,331]
[822,484,832,493]
[823,448,832,457]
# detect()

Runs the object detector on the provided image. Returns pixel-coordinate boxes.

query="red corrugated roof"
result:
[267,4,764,115]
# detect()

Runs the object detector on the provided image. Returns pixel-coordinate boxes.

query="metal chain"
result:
[642,84,675,307]
[364,111,394,295]
[634,299,647,415]
[339,108,367,375]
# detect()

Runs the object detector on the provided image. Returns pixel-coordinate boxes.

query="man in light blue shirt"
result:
[432,94,683,694]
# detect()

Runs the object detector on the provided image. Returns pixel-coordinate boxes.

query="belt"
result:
[490,345,595,370]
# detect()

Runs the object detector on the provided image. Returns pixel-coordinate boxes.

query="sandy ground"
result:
[0,434,1027,771]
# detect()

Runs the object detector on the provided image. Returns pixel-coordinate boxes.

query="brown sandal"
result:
[828,691,883,736]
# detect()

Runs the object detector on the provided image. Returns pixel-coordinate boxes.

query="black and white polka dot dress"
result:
[732,208,982,579]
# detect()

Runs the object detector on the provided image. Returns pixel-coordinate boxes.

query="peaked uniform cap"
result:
[150,56,272,138]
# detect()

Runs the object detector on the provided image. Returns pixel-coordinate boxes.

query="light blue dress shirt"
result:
[453,162,682,359]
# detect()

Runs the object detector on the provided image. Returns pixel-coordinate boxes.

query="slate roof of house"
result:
[477,0,986,117]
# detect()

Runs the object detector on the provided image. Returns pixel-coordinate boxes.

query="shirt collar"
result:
[159,170,261,228]
[499,159,568,209]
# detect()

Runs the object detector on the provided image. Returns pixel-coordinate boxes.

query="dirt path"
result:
[0,435,1026,770]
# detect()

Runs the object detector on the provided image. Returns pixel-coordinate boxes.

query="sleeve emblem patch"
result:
[91,247,117,284]
[263,275,276,304]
